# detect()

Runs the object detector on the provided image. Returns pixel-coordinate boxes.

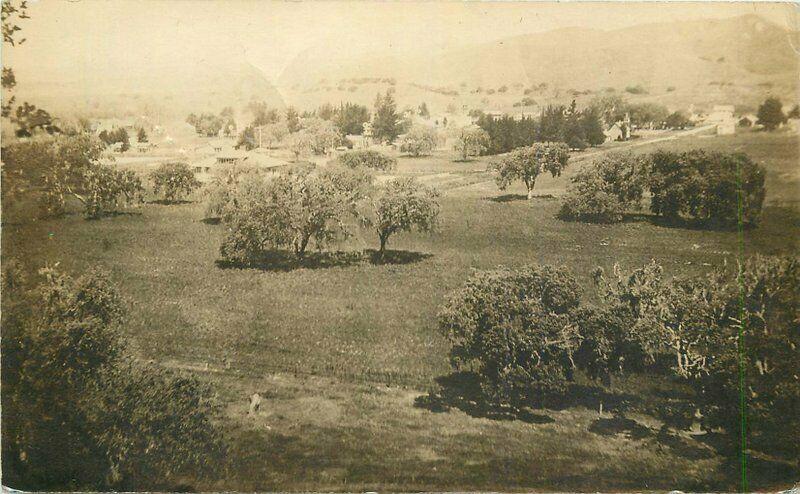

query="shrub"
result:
[335,149,397,171]
[149,162,201,203]
[399,125,437,157]
[559,153,647,223]
[648,150,766,226]
[1,266,223,490]
[438,265,582,405]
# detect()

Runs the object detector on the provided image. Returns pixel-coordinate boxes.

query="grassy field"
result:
[3,130,798,491]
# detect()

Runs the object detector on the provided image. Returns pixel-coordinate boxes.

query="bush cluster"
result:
[648,150,765,226]
[335,149,397,171]
[1,264,223,490]
[439,256,799,462]
[560,150,766,227]
[559,153,647,223]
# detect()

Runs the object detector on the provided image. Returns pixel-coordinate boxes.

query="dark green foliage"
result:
[333,102,370,135]
[595,256,800,462]
[559,153,647,223]
[1,266,224,490]
[475,113,538,155]
[335,149,397,171]
[98,127,130,151]
[756,97,786,131]
[439,265,583,405]
[665,111,691,130]
[648,150,766,226]
[372,91,400,143]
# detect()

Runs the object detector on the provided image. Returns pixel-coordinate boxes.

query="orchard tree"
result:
[372,177,439,257]
[452,126,489,161]
[438,265,583,405]
[220,165,373,261]
[149,162,201,203]
[399,125,437,157]
[756,97,786,131]
[301,117,342,154]
[2,134,143,218]
[287,130,313,161]
[491,142,570,199]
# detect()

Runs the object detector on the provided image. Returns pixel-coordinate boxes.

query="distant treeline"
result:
[474,101,606,154]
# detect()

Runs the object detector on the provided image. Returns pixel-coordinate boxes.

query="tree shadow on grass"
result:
[200,217,221,225]
[414,371,554,424]
[86,210,143,220]
[215,249,432,272]
[148,199,195,206]
[486,193,557,203]
[646,215,757,232]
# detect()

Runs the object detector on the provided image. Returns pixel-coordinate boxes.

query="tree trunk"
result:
[378,232,389,258]
[526,178,536,200]
[294,235,309,259]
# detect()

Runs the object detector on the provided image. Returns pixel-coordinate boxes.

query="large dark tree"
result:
[756,97,786,131]
[372,91,400,143]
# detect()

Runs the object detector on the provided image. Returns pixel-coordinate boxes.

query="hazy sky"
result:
[4,1,797,85]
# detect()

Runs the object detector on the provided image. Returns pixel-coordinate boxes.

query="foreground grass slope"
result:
[3,131,798,490]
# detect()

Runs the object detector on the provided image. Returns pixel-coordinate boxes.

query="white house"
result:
[706,105,736,135]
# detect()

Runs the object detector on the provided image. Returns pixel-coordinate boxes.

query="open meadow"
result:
[3,130,798,491]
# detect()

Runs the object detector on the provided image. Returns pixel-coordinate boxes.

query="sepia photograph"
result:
[1,0,798,491]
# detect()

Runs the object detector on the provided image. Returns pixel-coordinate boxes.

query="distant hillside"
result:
[15,59,287,121]
[278,14,799,113]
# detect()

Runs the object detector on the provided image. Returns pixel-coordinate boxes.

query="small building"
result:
[705,105,736,135]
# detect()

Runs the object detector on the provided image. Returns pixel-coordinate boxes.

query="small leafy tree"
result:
[136,127,148,143]
[2,134,143,218]
[149,162,201,203]
[559,153,647,223]
[452,126,489,161]
[400,125,437,157]
[372,177,439,257]
[438,265,583,405]
[335,149,397,171]
[220,165,373,262]
[287,130,313,161]
[301,117,342,154]
[490,142,570,199]
[665,111,691,130]
[203,162,263,218]
[756,97,786,131]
